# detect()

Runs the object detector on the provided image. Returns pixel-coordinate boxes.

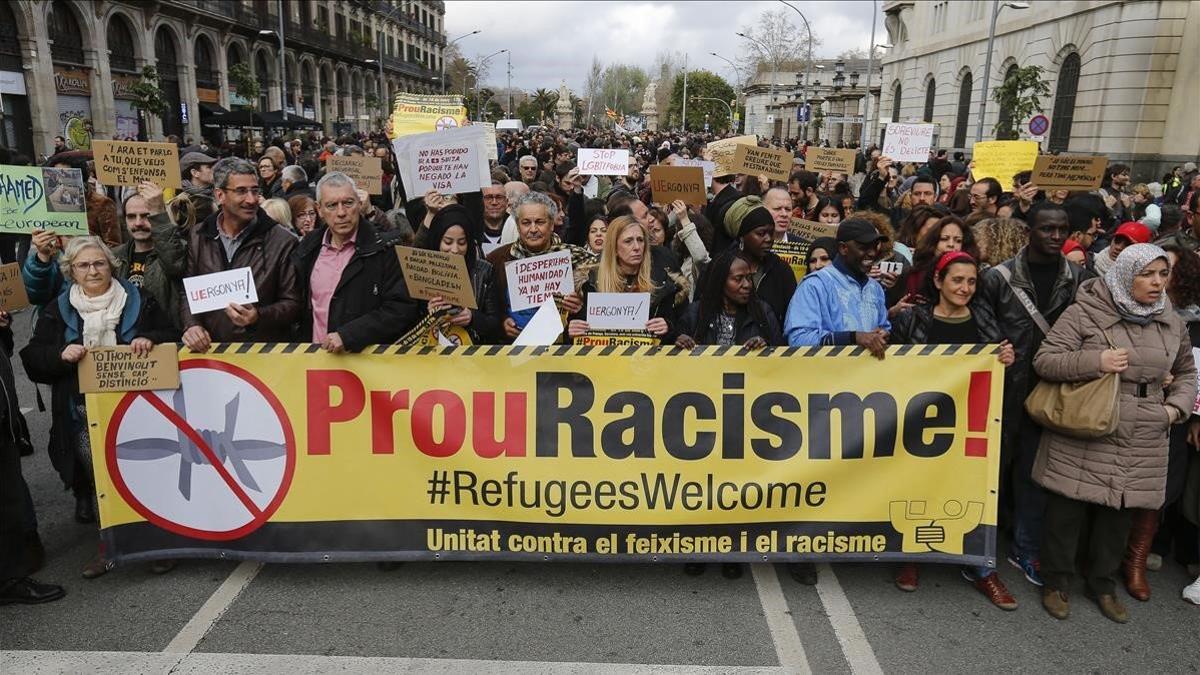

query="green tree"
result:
[811,105,824,139]
[228,62,261,110]
[530,88,557,122]
[992,64,1051,140]
[667,70,736,132]
[597,64,648,118]
[516,100,540,127]
[129,65,168,142]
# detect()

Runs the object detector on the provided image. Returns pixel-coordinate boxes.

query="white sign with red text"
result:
[577,149,630,176]
[183,267,258,315]
[504,250,575,312]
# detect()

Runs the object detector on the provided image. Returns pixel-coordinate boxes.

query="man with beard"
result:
[113,182,184,330]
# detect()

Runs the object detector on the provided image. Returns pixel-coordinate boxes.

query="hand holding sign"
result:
[183,267,259,315]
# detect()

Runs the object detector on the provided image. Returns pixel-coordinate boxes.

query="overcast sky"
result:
[443,1,884,92]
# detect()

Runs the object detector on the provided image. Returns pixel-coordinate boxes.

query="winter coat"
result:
[677,299,784,346]
[890,301,1004,345]
[1031,278,1197,509]
[423,257,503,344]
[575,259,688,344]
[111,213,184,331]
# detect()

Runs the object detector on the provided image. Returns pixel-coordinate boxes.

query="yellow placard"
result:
[388,92,469,138]
[971,140,1039,185]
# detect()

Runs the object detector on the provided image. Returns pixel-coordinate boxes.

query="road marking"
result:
[751,563,812,674]
[814,564,882,675]
[0,651,785,674]
[162,561,263,654]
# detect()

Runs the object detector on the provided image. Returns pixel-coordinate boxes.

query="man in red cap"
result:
[1094,222,1152,275]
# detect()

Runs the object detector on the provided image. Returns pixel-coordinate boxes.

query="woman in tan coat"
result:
[1033,243,1197,623]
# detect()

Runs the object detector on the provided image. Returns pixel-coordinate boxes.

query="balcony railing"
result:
[382,54,439,83]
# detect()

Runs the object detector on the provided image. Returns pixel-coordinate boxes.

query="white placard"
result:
[504,249,575,311]
[480,122,498,162]
[675,158,716,185]
[391,125,491,196]
[577,149,630,176]
[881,123,935,164]
[586,292,650,330]
[183,267,258,314]
[512,299,564,346]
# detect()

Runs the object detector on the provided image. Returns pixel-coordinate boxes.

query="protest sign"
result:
[0,262,30,312]
[881,123,935,164]
[393,125,491,196]
[480,122,498,162]
[572,330,658,346]
[328,155,383,195]
[732,144,792,183]
[1031,154,1107,190]
[0,165,90,235]
[787,218,838,243]
[577,149,630,176]
[586,292,650,330]
[183,267,258,315]
[389,92,469,138]
[971,140,1039,184]
[92,140,181,188]
[78,344,180,394]
[648,165,706,207]
[395,246,477,309]
[770,241,810,282]
[512,299,564,346]
[805,147,857,175]
[707,135,757,176]
[675,158,715,185]
[85,344,1003,566]
[504,249,575,311]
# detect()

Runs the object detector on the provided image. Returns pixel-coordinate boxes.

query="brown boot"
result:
[1122,509,1158,602]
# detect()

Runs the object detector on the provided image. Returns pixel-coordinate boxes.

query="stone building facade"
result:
[742,57,879,145]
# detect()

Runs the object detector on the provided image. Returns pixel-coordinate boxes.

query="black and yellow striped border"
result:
[194,343,1003,358]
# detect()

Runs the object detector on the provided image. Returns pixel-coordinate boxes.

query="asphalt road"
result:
[2,309,1198,673]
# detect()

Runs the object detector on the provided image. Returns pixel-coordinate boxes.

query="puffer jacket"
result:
[1031,278,1197,509]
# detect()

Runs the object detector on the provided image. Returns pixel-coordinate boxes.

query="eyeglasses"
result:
[221,186,261,197]
[297,210,318,220]
[72,261,109,272]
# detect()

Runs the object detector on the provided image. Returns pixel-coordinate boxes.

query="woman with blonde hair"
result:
[261,197,293,231]
[972,217,1029,269]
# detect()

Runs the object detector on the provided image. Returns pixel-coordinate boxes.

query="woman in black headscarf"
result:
[419,204,503,344]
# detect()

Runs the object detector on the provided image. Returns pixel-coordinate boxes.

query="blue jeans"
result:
[1011,415,1046,560]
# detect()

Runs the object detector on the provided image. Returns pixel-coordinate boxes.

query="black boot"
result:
[74,493,96,524]
[0,577,66,605]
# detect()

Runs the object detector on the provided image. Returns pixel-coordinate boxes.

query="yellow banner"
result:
[388,92,469,138]
[86,344,1003,564]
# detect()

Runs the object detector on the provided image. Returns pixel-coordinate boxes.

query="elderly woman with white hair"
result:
[20,236,177,578]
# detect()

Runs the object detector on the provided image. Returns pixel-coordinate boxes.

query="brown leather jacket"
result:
[180,208,302,342]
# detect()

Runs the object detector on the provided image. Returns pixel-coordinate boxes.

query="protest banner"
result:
[0,262,30,312]
[675,158,715,185]
[92,140,181,188]
[707,135,757,176]
[971,140,1039,184]
[504,249,575,311]
[78,345,180,394]
[586,292,650,330]
[787,218,838,243]
[389,92,469,138]
[395,246,477,309]
[648,165,706,207]
[328,155,383,195]
[85,344,1003,566]
[770,240,810,282]
[881,123,935,164]
[0,165,90,235]
[572,330,658,346]
[805,147,857,175]
[1031,155,1108,190]
[393,125,491,196]
[183,267,258,314]
[731,144,792,183]
[577,149,630,176]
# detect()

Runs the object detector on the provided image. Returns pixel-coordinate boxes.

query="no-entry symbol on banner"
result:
[104,360,296,540]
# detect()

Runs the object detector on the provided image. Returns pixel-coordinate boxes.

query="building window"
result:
[996,64,1018,139]
[107,15,137,73]
[194,36,217,88]
[954,72,972,147]
[48,0,85,65]
[923,79,936,122]
[1049,53,1080,153]
[891,83,901,122]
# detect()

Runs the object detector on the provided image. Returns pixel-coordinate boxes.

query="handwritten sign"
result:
[0,165,90,235]
[731,144,792,183]
[392,125,490,196]
[787,218,838,243]
[328,155,383,195]
[504,249,575,311]
[1031,154,1108,190]
[92,140,181,188]
[971,140,1039,184]
[675,158,715,185]
[0,262,29,312]
[770,240,810,282]
[706,135,758,177]
[183,267,258,315]
[805,147,856,175]
[586,292,650,330]
[78,344,180,393]
[881,123,935,164]
[577,149,630,176]
[649,165,706,207]
[395,246,477,309]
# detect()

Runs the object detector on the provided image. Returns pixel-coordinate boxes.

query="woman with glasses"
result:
[258,156,284,199]
[288,195,320,238]
[20,237,177,578]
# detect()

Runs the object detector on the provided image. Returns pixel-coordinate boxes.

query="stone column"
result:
[25,7,58,155]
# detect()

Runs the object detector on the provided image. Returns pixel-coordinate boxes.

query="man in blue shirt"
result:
[784,218,890,358]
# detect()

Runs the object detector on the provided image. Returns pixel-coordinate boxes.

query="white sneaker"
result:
[1184,576,1200,605]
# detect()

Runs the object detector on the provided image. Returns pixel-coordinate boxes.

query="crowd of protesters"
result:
[2,122,1200,625]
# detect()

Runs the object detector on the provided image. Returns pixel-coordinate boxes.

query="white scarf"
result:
[69,282,128,348]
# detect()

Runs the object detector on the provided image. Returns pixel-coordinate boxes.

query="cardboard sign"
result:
[649,165,706,207]
[971,140,1039,184]
[787,218,838,243]
[1031,154,1108,190]
[395,246,477,309]
[706,135,758,177]
[183,267,258,315]
[392,125,491,196]
[806,147,857,175]
[577,149,630,176]
[586,292,650,330]
[731,144,792,183]
[78,344,181,393]
[0,262,30,312]
[675,158,715,185]
[0,165,90,235]
[92,140,181,188]
[328,155,383,195]
[504,249,575,311]
[770,240,810,282]
[881,123,935,164]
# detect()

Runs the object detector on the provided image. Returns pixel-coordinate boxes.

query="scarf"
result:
[509,233,598,268]
[1104,243,1168,324]
[69,282,127,347]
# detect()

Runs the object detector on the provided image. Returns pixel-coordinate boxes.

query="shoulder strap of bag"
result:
[995,264,1053,335]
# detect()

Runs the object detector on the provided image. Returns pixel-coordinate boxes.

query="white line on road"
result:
[162,561,263,654]
[751,563,812,674]
[814,564,883,675]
